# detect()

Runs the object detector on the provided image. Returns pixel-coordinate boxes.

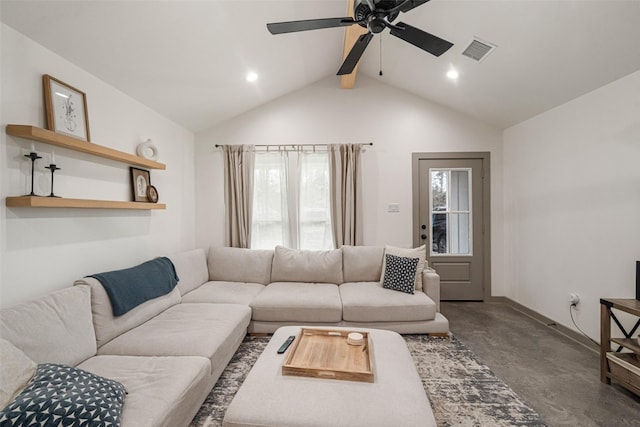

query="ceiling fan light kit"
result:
[267,0,453,76]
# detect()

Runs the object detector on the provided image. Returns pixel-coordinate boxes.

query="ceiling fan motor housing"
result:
[354,0,401,32]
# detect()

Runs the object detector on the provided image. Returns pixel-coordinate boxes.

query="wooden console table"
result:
[600,298,640,395]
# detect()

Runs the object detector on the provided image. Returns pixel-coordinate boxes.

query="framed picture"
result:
[130,167,151,202]
[43,74,91,142]
[146,185,159,203]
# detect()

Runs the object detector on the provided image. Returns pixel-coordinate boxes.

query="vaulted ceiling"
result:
[2,0,640,132]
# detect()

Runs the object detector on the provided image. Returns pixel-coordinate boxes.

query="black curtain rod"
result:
[214,142,373,148]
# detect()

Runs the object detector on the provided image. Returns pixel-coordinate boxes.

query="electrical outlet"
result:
[569,293,580,305]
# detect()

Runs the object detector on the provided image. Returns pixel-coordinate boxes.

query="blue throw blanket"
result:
[90,257,179,316]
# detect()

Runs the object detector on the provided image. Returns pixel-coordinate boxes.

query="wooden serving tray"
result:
[282,328,374,383]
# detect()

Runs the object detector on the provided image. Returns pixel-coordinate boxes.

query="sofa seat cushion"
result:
[181,281,264,306]
[97,303,251,374]
[77,355,210,427]
[250,282,342,323]
[340,282,437,322]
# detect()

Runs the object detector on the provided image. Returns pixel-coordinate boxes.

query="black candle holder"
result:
[24,152,43,196]
[45,164,61,198]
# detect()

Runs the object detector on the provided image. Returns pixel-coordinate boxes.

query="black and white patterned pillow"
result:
[0,363,126,427]
[382,254,419,294]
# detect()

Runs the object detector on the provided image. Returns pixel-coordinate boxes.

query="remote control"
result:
[277,335,296,354]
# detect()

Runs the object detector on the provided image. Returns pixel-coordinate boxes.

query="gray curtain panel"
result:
[329,144,363,247]
[223,145,255,248]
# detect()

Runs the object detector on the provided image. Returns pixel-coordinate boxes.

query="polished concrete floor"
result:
[440,302,640,427]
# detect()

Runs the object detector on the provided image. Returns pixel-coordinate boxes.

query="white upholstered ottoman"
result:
[223,326,436,427]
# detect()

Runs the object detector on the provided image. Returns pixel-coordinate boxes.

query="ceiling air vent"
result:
[461,38,497,62]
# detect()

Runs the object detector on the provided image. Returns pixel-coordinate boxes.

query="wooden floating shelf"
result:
[6,196,166,210]
[6,124,166,170]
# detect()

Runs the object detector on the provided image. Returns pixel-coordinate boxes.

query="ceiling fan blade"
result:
[396,0,431,13]
[337,32,374,75]
[267,17,355,34]
[389,22,453,57]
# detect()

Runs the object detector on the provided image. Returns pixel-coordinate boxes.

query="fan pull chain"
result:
[379,35,383,76]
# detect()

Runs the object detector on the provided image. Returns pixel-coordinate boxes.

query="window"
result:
[251,150,332,250]
[430,168,472,255]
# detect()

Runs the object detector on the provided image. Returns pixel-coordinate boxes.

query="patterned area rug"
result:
[190,335,547,427]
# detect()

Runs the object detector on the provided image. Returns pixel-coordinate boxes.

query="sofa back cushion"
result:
[208,246,273,285]
[89,257,178,316]
[271,246,344,284]
[169,248,209,296]
[0,338,37,409]
[73,277,181,348]
[0,285,97,366]
[342,245,384,282]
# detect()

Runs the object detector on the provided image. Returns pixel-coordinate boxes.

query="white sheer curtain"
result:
[251,151,290,249]
[298,151,333,250]
[251,149,332,250]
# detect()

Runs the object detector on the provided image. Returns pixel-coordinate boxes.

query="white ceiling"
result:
[2,0,640,132]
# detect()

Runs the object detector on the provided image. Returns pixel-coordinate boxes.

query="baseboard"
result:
[495,297,599,354]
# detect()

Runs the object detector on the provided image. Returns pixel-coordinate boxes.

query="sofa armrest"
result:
[422,267,441,312]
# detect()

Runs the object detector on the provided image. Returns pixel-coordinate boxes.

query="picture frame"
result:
[146,185,159,203]
[43,74,91,142]
[130,167,151,202]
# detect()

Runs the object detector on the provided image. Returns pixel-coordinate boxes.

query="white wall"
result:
[0,24,196,308]
[503,70,640,340]
[194,75,505,295]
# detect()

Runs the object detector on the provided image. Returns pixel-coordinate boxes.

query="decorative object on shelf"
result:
[23,144,42,196]
[44,163,61,198]
[130,167,151,202]
[136,139,159,161]
[146,185,159,203]
[43,74,90,142]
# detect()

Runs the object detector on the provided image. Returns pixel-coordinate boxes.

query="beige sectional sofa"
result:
[0,245,447,427]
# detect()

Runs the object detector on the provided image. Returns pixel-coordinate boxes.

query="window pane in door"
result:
[432,213,447,254]
[450,170,469,211]
[450,213,470,254]
[431,170,448,211]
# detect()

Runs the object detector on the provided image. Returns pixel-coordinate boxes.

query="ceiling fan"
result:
[266,0,453,75]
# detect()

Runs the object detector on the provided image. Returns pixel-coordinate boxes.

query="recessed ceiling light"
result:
[246,72,258,82]
[446,69,459,80]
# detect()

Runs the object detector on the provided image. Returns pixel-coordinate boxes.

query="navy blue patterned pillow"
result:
[0,363,126,427]
[382,254,419,294]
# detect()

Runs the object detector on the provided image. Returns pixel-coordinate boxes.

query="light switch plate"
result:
[388,203,400,213]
